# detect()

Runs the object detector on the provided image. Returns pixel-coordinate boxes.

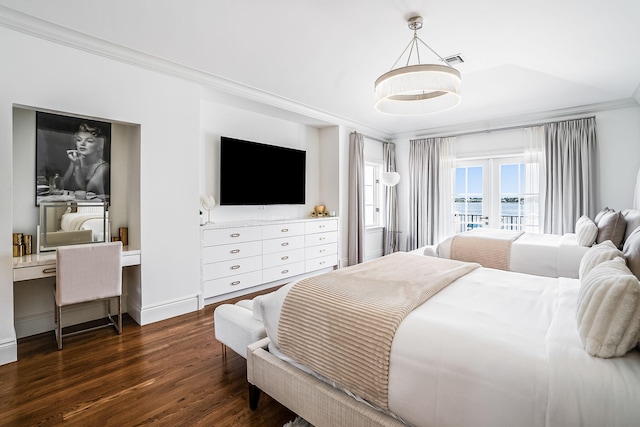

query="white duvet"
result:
[257,265,640,427]
[432,232,590,278]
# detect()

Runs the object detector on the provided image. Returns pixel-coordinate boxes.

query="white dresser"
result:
[201,218,338,302]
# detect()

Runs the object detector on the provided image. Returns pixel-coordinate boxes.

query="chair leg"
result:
[55,304,63,350]
[116,295,122,335]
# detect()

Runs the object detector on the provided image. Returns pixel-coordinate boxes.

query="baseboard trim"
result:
[0,335,18,366]
[132,294,200,326]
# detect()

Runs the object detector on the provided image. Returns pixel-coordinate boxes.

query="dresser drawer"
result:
[203,270,263,298]
[305,231,338,247]
[202,255,262,281]
[305,254,338,273]
[263,235,305,254]
[263,261,305,283]
[263,249,305,269]
[305,242,337,260]
[305,219,338,234]
[262,222,305,239]
[202,226,262,246]
[202,241,262,264]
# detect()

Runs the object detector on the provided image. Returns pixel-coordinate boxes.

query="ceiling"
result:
[1,0,639,139]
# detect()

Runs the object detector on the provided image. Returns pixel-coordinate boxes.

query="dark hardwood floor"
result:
[0,290,296,426]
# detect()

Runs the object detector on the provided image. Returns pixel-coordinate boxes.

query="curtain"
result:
[383,142,399,255]
[523,126,545,233]
[348,132,365,265]
[407,137,455,250]
[543,117,598,234]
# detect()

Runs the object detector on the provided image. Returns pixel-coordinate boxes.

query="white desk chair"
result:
[55,241,123,350]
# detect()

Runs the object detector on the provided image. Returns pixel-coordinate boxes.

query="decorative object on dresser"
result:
[201,218,338,303]
[200,194,216,225]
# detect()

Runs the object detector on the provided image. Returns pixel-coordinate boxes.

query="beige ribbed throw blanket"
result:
[450,229,524,270]
[277,252,479,410]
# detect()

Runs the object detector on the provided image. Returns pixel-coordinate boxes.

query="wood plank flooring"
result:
[0,290,296,426]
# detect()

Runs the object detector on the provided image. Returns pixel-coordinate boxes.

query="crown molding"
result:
[391,98,640,141]
[0,6,391,141]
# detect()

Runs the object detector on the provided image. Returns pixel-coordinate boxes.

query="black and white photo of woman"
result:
[61,123,110,197]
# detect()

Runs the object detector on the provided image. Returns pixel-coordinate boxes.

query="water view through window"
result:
[454,162,538,232]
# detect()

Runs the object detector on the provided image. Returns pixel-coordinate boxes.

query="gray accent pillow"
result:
[596,210,626,248]
[594,206,612,224]
[623,226,640,281]
[622,209,640,243]
[576,257,640,358]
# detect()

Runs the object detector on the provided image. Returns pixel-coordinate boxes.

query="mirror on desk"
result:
[38,201,109,252]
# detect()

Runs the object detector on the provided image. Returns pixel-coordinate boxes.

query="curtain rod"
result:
[351,130,390,144]
[419,115,597,139]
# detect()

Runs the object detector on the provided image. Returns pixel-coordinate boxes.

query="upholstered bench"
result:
[213,299,266,359]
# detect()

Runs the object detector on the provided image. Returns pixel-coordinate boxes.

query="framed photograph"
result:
[35,112,111,206]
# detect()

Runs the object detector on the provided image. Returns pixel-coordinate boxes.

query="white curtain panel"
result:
[543,117,598,234]
[524,126,545,233]
[407,137,455,250]
[348,132,365,265]
[383,142,399,255]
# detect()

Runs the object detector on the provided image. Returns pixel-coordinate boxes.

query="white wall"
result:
[199,101,322,223]
[0,25,202,363]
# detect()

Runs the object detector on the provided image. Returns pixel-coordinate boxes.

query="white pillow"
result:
[576,257,640,358]
[575,215,598,247]
[578,240,623,279]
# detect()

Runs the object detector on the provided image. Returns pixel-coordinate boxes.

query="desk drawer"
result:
[202,227,262,246]
[263,235,304,254]
[14,264,57,281]
[203,241,262,264]
[203,270,263,298]
[203,255,262,281]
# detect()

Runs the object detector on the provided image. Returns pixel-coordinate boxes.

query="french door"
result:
[454,156,537,232]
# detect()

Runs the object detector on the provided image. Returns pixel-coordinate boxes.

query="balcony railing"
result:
[454,214,526,232]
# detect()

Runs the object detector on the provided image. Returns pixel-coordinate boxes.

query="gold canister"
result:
[111,236,120,242]
[119,227,128,246]
[23,235,32,255]
[12,233,23,245]
[13,244,24,257]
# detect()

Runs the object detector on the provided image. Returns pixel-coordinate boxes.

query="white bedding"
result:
[433,231,590,278]
[256,263,640,427]
[60,212,107,242]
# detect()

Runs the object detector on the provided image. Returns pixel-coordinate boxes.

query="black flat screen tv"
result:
[219,136,306,205]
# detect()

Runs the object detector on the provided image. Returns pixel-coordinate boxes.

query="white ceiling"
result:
[1,0,639,139]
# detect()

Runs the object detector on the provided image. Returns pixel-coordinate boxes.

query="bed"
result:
[415,208,640,279]
[247,250,640,427]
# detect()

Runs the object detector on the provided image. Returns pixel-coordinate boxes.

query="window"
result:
[364,162,383,227]
[453,156,540,233]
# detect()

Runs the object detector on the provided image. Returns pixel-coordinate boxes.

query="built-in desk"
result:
[13,247,141,282]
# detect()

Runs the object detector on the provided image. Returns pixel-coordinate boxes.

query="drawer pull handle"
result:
[231,281,241,286]
[281,228,288,232]
[230,233,240,238]
[281,269,289,274]
[320,249,326,253]
[43,267,56,274]
[320,237,326,241]
[230,249,240,254]
[281,242,289,246]
[320,225,326,228]
[231,265,241,270]
[281,256,289,260]
[320,261,326,265]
